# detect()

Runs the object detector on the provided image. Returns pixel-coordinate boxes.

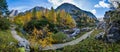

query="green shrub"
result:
[52,32,67,43]
[0,18,10,30]
[24,19,58,34]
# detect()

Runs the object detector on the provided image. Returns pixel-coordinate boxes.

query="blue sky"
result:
[6,0,111,18]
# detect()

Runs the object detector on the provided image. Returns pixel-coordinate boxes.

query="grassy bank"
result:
[0,30,18,52]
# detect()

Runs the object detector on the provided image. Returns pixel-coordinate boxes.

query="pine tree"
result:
[32,7,37,19]
[51,7,57,24]
[0,0,9,16]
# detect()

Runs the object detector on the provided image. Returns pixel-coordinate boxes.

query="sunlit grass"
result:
[0,30,18,51]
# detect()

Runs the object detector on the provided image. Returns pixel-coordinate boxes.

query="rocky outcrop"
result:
[81,27,92,32]
[102,9,120,43]
[95,5,120,43]
[95,32,104,40]
[18,39,30,52]
[105,20,120,43]
[63,28,80,37]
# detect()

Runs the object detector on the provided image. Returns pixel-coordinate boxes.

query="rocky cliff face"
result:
[103,9,120,43]
[96,9,120,43]
[9,10,18,17]
[107,20,120,43]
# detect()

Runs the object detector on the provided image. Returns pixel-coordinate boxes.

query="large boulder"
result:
[18,39,30,52]
[63,28,80,37]
[95,32,104,40]
[81,27,91,32]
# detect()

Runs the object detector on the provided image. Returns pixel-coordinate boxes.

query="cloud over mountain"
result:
[94,0,110,8]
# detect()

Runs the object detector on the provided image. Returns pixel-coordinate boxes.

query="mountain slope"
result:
[9,10,18,17]
[16,6,48,17]
[55,3,97,20]
[28,6,47,12]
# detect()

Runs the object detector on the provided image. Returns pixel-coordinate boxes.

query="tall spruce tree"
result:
[32,7,37,19]
[0,0,9,16]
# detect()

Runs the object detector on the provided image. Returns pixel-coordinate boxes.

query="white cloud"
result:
[90,9,96,15]
[48,0,76,8]
[94,4,101,8]
[94,0,110,8]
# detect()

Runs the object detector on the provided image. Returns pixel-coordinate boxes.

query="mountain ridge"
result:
[55,3,97,20]
[10,3,98,22]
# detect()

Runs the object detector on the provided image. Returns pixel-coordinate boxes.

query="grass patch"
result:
[0,30,18,52]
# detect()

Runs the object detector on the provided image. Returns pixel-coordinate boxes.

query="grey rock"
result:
[103,8,120,43]
[81,27,91,32]
[18,39,30,52]
[95,32,104,40]
[69,28,80,37]
[104,21,120,43]
[106,26,120,43]
[63,28,80,37]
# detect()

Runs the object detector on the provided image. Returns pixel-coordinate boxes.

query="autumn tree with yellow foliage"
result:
[29,25,54,48]
[56,10,76,29]
[14,8,76,29]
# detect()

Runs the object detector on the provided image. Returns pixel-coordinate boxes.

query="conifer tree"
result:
[32,7,37,19]
[0,0,9,16]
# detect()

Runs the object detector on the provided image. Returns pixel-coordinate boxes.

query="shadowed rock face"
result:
[106,20,120,43]
[95,7,120,43]
[96,18,120,43]
[95,32,104,40]
[103,9,120,43]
